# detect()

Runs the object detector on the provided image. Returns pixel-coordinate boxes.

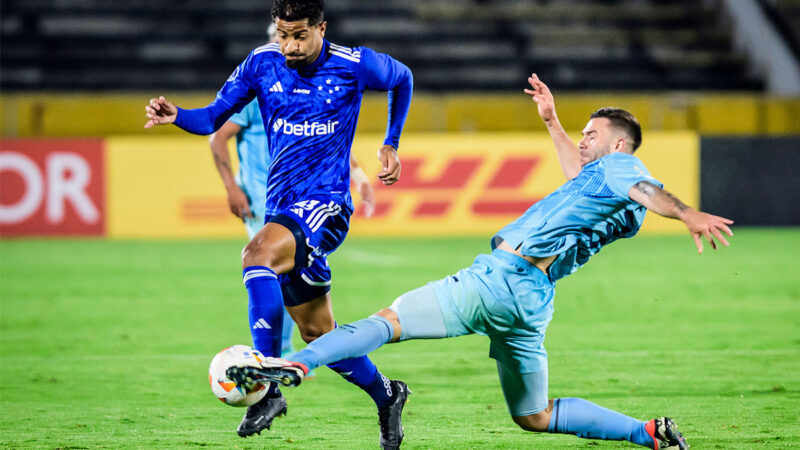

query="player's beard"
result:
[284,54,308,69]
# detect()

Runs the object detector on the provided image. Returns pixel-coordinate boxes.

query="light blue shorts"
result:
[244,213,265,239]
[389,249,555,416]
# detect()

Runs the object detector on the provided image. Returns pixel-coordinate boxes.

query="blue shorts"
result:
[389,249,555,416]
[267,197,352,307]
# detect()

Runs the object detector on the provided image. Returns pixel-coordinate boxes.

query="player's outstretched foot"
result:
[227,357,309,389]
[647,417,689,449]
[378,380,411,450]
[236,391,287,437]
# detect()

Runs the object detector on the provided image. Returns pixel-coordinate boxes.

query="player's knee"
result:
[241,239,268,267]
[297,322,334,343]
[241,239,288,271]
[513,410,551,432]
[375,308,402,342]
[375,307,398,322]
[298,328,323,343]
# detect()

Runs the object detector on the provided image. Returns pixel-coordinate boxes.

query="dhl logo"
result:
[358,155,544,218]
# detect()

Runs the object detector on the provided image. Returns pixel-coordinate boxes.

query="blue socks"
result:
[288,316,396,407]
[243,270,394,408]
[548,397,654,448]
[328,357,394,408]
[243,266,284,358]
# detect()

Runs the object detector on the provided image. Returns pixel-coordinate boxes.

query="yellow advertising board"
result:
[105,132,698,239]
[106,136,245,239]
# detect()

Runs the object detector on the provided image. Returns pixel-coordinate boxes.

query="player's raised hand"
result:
[377,145,401,186]
[682,209,734,254]
[524,73,556,123]
[226,185,253,222]
[144,96,178,128]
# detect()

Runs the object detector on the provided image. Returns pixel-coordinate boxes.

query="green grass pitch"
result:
[1,229,799,448]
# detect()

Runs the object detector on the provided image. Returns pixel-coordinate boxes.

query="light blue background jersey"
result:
[175,40,412,217]
[229,100,269,223]
[495,152,663,282]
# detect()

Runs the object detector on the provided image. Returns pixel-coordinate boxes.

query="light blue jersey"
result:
[229,100,269,236]
[494,152,662,281]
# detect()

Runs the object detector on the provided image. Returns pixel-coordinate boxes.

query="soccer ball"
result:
[208,345,270,407]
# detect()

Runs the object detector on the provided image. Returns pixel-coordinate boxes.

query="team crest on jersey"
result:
[227,66,240,82]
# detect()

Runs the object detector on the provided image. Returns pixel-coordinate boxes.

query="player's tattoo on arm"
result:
[213,153,233,172]
[632,181,689,219]
[633,181,687,210]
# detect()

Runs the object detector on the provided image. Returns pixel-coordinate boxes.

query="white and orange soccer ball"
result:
[208,345,270,407]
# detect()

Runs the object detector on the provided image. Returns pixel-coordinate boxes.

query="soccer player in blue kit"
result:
[209,22,375,366]
[229,74,734,449]
[209,97,376,367]
[144,0,412,446]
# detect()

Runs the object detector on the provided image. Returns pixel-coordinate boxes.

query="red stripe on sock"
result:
[645,419,658,450]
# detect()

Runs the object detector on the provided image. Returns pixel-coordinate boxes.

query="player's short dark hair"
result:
[271,0,325,26]
[590,107,642,152]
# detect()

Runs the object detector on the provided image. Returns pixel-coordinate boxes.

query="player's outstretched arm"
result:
[524,73,581,180]
[350,155,376,217]
[144,96,178,128]
[629,181,733,254]
[209,121,252,221]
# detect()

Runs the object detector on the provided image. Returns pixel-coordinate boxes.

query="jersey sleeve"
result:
[603,153,663,200]
[355,47,413,149]
[228,100,255,128]
[173,54,258,135]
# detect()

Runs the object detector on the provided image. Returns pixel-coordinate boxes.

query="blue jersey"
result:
[229,100,269,219]
[494,152,662,282]
[174,40,413,216]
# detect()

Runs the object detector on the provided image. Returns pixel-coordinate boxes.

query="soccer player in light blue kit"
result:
[230,74,734,449]
[144,0,412,446]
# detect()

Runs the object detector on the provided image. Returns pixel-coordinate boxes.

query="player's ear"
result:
[318,21,327,37]
[613,136,627,153]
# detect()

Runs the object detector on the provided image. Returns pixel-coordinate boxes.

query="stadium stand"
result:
[765,0,800,58]
[0,0,776,91]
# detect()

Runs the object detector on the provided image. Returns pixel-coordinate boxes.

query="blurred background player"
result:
[208,23,376,373]
[229,74,735,449]
[144,0,413,445]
